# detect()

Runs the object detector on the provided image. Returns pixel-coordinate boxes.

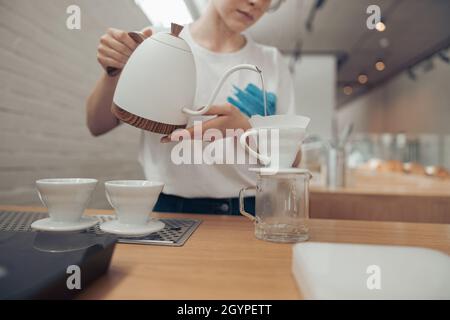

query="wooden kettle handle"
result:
[106,31,145,77]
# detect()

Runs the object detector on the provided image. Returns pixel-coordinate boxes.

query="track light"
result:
[343,85,353,95]
[358,74,368,84]
[375,60,386,71]
[379,37,390,48]
[375,21,386,32]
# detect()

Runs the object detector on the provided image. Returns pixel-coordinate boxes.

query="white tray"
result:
[292,242,450,299]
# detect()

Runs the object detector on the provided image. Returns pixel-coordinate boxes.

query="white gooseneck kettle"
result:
[111,23,266,135]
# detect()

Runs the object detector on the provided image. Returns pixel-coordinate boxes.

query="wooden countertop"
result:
[2,205,450,299]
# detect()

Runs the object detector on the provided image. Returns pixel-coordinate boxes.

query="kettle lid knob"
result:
[171,23,184,37]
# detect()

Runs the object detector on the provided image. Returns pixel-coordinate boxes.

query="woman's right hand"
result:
[96,27,152,73]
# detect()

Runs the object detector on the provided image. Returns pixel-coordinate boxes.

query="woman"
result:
[86,0,295,215]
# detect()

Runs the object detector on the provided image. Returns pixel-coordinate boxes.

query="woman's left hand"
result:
[160,104,251,143]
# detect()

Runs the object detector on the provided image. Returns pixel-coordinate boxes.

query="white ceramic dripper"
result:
[240,115,311,169]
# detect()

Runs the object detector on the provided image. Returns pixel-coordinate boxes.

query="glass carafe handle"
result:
[239,187,257,222]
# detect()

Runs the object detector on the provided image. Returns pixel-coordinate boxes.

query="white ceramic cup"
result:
[240,126,306,169]
[105,180,164,225]
[36,178,98,223]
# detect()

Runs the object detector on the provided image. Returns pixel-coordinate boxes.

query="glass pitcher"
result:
[239,169,311,243]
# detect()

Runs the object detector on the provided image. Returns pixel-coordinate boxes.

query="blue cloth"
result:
[154,193,255,216]
[227,83,277,117]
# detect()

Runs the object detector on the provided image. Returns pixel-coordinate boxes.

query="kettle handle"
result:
[182,64,262,116]
[106,31,145,77]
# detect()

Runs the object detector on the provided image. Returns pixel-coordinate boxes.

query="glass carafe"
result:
[239,169,311,243]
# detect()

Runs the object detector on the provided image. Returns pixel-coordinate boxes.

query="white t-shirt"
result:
[138,26,295,198]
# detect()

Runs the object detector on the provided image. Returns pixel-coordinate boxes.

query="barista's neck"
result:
[189,5,246,53]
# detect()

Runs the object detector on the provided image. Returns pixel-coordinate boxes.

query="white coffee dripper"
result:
[31,178,99,232]
[240,115,310,171]
[100,180,165,237]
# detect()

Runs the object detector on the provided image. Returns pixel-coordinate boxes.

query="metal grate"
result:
[0,211,201,247]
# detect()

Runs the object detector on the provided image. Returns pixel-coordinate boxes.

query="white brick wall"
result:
[0,0,151,208]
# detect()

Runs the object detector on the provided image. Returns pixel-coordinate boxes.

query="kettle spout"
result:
[182,64,264,116]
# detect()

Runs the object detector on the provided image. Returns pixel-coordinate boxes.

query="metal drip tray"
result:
[0,210,201,247]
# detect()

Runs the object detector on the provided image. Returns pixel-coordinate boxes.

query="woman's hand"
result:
[96,27,152,72]
[161,104,252,143]
[87,27,152,136]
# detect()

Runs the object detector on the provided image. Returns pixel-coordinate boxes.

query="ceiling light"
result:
[358,74,368,84]
[375,60,386,71]
[379,37,390,48]
[343,86,353,96]
[135,0,193,28]
[375,21,386,32]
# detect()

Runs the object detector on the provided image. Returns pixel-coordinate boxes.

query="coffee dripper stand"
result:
[238,109,313,243]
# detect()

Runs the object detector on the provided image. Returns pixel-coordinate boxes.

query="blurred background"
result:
[1,0,449,209]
